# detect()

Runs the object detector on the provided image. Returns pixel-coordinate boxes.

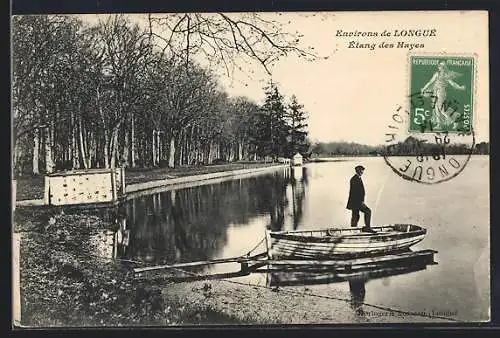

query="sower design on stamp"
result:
[409,56,474,134]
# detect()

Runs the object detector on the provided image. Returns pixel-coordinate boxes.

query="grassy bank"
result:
[14,162,283,201]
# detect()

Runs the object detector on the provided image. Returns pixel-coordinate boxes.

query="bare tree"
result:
[12,15,81,174]
[146,13,321,76]
[12,13,316,176]
[95,14,154,168]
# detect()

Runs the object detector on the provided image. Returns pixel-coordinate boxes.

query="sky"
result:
[216,11,489,145]
[78,11,489,145]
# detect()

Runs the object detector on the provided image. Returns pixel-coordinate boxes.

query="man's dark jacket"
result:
[346,174,365,210]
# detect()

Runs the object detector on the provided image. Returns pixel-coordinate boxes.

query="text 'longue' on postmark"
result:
[382,54,476,185]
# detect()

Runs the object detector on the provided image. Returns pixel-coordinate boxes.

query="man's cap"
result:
[355,165,365,171]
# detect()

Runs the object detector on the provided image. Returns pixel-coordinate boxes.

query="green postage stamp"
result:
[408,55,475,133]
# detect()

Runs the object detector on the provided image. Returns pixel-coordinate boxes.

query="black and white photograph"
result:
[11,10,490,327]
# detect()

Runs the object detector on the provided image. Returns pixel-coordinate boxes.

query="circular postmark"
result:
[384,54,478,184]
[382,103,475,185]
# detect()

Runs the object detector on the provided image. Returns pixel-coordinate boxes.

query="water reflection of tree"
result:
[290,167,308,230]
[267,172,289,231]
[266,166,308,231]
[120,169,308,265]
[348,276,367,318]
[123,188,230,266]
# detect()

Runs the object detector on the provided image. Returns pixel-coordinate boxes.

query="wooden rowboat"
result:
[133,224,429,277]
[266,224,427,259]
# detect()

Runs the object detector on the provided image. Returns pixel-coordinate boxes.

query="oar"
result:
[133,253,263,274]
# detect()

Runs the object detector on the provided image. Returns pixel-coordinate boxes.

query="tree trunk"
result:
[168,135,176,168]
[152,131,156,166]
[123,126,130,168]
[238,142,243,161]
[198,142,203,164]
[51,118,55,149]
[78,115,88,169]
[188,126,194,165]
[83,128,89,164]
[157,131,161,165]
[44,126,54,174]
[186,133,190,165]
[72,112,79,169]
[228,144,234,162]
[110,134,115,169]
[181,132,186,166]
[110,127,120,169]
[96,85,109,169]
[32,129,40,175]
[140,132,146,167]
[103,127,110,169]
[187,142,193,166]
[86,131,93,168]
[131,114,136,167]
[179,135,184,167]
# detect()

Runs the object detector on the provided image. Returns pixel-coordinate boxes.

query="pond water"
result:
[100,156,490,323]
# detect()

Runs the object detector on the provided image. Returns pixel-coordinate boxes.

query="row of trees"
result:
[311,139,489,156]
[310,142,381,156]
[12,14,311,176]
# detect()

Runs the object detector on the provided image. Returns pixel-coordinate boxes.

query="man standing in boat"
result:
[347,165,375,232]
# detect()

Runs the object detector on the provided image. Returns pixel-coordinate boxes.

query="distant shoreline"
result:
[309,154,489,161]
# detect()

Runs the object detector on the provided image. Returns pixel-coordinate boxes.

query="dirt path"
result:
[162,278,450,324]
[14,162,283,201]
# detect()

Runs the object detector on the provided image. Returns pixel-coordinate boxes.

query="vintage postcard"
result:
[11,10,489,327]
